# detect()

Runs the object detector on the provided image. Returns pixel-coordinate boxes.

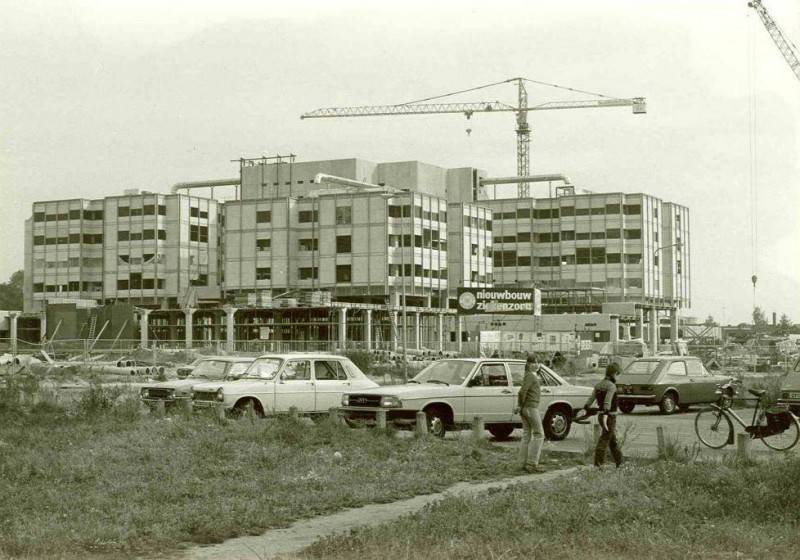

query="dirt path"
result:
[182,467,581,560]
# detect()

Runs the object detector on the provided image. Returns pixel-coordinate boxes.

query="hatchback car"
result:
[777,356,800,416]
[617,355,728,414]
[190,353,379,418]
[140,356,255,409]
[340,358,593,440]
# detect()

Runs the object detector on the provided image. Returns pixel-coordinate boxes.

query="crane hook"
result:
[466,128,472,137]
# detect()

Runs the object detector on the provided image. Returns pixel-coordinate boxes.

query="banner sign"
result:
[456,288,541,316]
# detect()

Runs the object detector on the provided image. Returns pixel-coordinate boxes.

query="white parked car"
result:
[191,353,379,418]
[340,358,593,440]
[140,356,255,410]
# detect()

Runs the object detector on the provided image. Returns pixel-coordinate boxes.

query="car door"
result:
[536,366,561,409]
[313,359,352,411]
[662,360,691,402]
[273,359,316,413]
[686,360,717,404]
[464,362,515,423]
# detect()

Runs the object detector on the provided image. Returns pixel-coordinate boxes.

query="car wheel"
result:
[231,398,264,418]
[659,392,678,415]
[488,424,515,441]
[425,406,449,438]
[544,406,571,441]
[619,401,636,414]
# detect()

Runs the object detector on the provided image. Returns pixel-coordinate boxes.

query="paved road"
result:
[494,405,799,459]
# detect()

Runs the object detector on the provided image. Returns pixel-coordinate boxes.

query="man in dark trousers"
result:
[584,362,623,468]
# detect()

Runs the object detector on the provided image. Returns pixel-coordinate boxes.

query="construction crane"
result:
[301,77,646,198]
[748,0,800,81]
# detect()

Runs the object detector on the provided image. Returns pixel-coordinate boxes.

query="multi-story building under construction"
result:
[19,156,689,353]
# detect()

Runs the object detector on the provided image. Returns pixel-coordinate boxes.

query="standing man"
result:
[584,362,624,468]
[514,355,545,473]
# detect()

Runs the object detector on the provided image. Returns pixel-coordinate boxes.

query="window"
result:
[517,255,531,266]
[516,208,531,219]
[606,253,621,264]
[591,247,606,264]
[517,231,531,243]
[68,233,81,244]
[158,204,167,216]
[256,267,271,281]
[336,235,352,253]
[69,209,81,220]
[117,279,129,290]
[157,229,167,241]
[33,212,45,222]
[256,238,271,251]
[190,206,199,218]
[560,206,575,217]
[624,229,642,240]
[282,361,311,381]
[315,361,348,381]
[336,265,352,282]
[606,228,621,239]
[666,361,687,376]
[256,210,271,223]
[299,238,318,251]
[129,273,142,289]
[143,278,155,289]
[299,267,318,280]
[576,248,591,265]
[190,225,207,242]
[33,236,44,246]
[625,254,642,264]
[336,206,352,225]
[33,283,44,293]
[575,207,591,216]
[118,206,130,217]
[625,278,642,288]
[623,204,641,215]
[298,210,318,223]
[130,207,142,217]
[118,230,129,241]
[143,229,155,240]
[143,204,155,215]
[605,203,621,214]
[561,230,575,241]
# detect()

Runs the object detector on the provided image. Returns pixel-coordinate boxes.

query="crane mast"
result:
[748,0,800,81]
[301,77,646,198]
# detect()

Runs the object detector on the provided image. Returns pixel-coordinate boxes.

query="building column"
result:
[40,313,47,342]
[622,323,631,341]
[437,313,444,352]
[364,310,372,351]
[139,309,152,348]
[636,308,644,340]
[391,311,399,353]
[456,316,463,353]
[670,308,679,343]
[225,306,238,353]
[338,307,347,351]
[184,308,196,350]
[414,312,421,350]
[609,314,620,343]
[649,308,658,354]
[9,311,19,355]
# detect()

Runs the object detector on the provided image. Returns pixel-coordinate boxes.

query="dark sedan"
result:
[616,356,728,414]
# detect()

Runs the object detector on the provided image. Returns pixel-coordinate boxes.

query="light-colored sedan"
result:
[340,358,593,440]
[140,356,255,409]
[190,353,379,418]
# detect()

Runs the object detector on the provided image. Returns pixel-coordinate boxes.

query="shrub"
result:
[342,350,374,373]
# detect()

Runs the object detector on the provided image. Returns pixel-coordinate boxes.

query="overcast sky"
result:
[1,0,798,325]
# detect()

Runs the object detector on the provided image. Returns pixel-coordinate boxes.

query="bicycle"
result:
[694,378,800,451]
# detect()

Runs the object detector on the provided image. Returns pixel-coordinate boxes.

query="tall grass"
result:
[302,455,800,559]
[0,390,544,559]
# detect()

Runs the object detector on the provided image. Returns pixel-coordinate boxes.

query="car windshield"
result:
[412,360,475,385]
[243,358,284,380]
[621,360,661,377]
[188,360,229,380]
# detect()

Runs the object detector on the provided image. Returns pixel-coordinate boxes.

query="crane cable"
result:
[747,12,760,314]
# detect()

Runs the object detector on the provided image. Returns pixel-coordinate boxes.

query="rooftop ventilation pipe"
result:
[479,174,573,187]
[312,173,403,194]
[171,178,240,194]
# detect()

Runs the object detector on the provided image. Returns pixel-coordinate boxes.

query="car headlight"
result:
[381,396,402,408]
[190,390,195,400]
[140,388,149,398]
[216,388,224,402]
[342,394,350,406]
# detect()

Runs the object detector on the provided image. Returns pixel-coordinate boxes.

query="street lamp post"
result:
[651,241,683,350]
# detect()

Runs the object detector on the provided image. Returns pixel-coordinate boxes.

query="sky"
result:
[0,0,798,325]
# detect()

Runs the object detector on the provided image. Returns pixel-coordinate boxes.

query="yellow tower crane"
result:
[301,77,646,198]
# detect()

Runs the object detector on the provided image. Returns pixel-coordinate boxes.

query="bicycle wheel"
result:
[695,407,733,449]
[761,415,800,451]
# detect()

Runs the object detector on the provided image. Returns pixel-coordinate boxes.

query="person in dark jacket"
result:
[584,362,624,468]
[514,355,544,473]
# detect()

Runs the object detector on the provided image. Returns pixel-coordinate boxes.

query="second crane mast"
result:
[301,77,646,198]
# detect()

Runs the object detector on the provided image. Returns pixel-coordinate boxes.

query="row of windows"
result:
[494,229,643,244]
[387,205,447,223]
[33,233,103,246]
[494,251,644,267]
[33,209,103,222]
[32,281,103,293]
[493,204,642,221]
[118,204,168,217]
[118,229,167,241]
[254,265,451,284]
[190,225,209,243]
